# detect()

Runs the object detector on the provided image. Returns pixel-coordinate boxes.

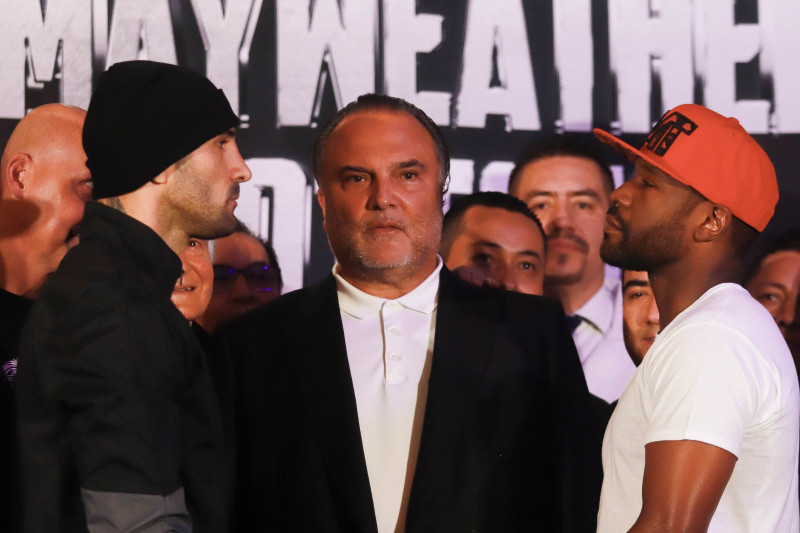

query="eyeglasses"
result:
[212,262,280,293]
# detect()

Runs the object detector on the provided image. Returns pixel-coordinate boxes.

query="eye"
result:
[757,292,783,305]
[188,238,200,247]
[472,253,492,265]
[520,262,534,271]
[577,201,592,209]
[345,175,366,183]
[402,171,417,180]
[529,202,548,212]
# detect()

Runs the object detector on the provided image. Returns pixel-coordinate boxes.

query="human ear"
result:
[151,167,171,185]
[316,188,327,231]
[6,153,32,199]
[695,204,731,243]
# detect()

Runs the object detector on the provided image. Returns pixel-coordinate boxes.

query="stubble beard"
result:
[169,161,239,240]
[601,208,688,273]
[543,252,586,286]
[327,210,443,282]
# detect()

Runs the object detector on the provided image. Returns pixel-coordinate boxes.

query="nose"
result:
[777,299,797,329]
[366,175,397,210]
[646,295,660,325]
[548,199,574,231]
[609,180,632,210]
[229,272,252,300]
[230,141,252,184]
[491,262,518,292]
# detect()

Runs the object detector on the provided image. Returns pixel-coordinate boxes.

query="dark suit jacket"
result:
[219,268,601,532]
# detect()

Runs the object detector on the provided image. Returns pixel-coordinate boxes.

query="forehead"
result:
[622,270,650,286]
[634,159,688,188]
[753,250,800,281]
[320,110,439,173]
[214,232,269,265]
[460,205,545,251]
[516,155,609,196]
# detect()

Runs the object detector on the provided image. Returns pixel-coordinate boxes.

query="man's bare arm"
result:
[628,439,736,533]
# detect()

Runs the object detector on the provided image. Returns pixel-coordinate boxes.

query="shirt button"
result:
[389,326,400,334]
[390,353,402,361]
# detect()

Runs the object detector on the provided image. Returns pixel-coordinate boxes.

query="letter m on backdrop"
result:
[0,0,92,119]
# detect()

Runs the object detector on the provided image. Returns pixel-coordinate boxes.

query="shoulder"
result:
[438,267,567,338]
[218,276,338,338]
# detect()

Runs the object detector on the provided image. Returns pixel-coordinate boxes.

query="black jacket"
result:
[16,202,227,532]
[219,269,602,532]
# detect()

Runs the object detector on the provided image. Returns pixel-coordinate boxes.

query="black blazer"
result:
[219,268,601,532]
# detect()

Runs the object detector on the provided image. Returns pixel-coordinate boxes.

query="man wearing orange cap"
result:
[594,104,799,531]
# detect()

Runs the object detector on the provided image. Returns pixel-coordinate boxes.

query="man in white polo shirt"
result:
[595,104,799,532]
[220,94,600,532]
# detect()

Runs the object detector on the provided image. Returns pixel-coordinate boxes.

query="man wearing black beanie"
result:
[16,60,251,533]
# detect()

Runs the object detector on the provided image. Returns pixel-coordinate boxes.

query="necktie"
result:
[566,315,583,333]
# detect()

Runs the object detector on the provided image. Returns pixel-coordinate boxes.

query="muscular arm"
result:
[629,440,736,533]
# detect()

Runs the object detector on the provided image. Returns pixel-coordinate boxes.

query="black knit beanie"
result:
[84,60,240,199]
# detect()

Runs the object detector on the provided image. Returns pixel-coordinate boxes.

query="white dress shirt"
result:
[334,258,442,533]
[572,277,636,403]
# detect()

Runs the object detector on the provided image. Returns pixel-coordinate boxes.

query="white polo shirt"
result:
[334,259,442,533]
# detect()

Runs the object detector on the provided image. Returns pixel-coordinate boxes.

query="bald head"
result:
[1,104,86,180]
[0,104,92,297]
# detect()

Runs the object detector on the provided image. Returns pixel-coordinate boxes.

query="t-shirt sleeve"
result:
[643,324,762,457]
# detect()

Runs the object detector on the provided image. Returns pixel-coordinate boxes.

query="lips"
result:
[173,286,196,293]
[365,216,406,232]
[605,213,623,231]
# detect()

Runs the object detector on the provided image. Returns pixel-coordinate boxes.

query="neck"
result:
[101,193,187,255]
[543,268,605,315]
[337,257,439,300]
[650,259,740,329]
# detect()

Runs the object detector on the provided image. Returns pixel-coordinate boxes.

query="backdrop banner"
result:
[1,0,797,289]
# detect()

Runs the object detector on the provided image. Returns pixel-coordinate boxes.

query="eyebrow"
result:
[751,281,789,291]
[623,279,650,292]
[473,240,542,259]
[339,165,376,178]
[396,159,426,171]
[523,189,603,201]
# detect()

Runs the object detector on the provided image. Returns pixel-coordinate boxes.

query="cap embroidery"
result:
[645,111,698,156]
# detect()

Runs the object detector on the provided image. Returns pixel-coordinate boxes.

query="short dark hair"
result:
[312,93,450,193]
[440,191,546,259]
[508,134,614,196]
[211,219,284,290]
[743,229,800,284]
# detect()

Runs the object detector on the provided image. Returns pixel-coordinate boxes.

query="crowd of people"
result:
[0,60,798,532]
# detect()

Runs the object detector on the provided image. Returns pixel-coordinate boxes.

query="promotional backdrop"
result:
[1,0,798,291]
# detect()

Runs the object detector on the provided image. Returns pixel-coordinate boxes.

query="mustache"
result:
[358,214,408,232]
[546,227,590,253]
[606,203,627,232]
[229,184,240,200]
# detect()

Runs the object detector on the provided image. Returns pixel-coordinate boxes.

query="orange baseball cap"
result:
[593,104,778,232]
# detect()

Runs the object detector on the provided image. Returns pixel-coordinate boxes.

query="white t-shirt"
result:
[598,283,800,532]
